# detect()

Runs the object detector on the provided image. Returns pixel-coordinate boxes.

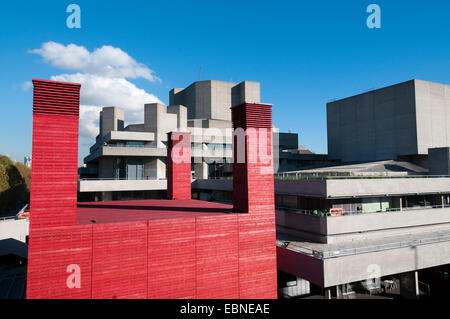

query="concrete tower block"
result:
[100,107,124,137]
[144,103,166,133]
[238,81,260,104]
[30,79,81,228]
[169,88,184,105]
[145,103,178,147]
[231,102,274,214]
[167,132,191,200]
[167,105,188,130]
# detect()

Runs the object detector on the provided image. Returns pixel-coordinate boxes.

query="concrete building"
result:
[327,79,450,165]
[79,80,320,201]
[193,79,450,299]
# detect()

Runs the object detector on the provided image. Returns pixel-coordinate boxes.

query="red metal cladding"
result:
[231,103,275,215]
[148,217,196,299]
[167,131,191,200]
[27,79,278,299]
[196,215,239,299]
[30,79,81,228]
[91,221,148,299]
[238,214,277,299]
[26,225,93,299]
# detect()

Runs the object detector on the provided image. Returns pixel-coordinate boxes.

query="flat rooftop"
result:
[77,199,233,225]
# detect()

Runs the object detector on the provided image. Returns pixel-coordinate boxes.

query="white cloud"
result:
[21,81,32,91]
[30,42,160,82]
[29,42,164,142]
[50,73,162,138]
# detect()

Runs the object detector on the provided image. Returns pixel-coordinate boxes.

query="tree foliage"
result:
[0,154,31,212]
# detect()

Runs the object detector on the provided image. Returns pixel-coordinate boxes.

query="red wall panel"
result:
[91,221,148,299]
[238,214,277,299]
[196,215,239,299]
[148,218,196,299]
[167,132,191,200]
[26,225,93,299]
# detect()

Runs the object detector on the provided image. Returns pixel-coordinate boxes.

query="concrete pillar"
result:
[101,192,112,201]
[324,288,332,299]
[399,271,419,299]
[146,158,166,180]
[335,285,341,298]
[194,162,209,179]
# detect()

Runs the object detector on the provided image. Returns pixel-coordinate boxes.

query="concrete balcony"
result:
[78,179,167,192]
[85,146,167,162]
[276,206,450,243]
[275,176,450,198]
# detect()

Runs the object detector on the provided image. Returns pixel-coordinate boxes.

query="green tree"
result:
[0,155,31,212]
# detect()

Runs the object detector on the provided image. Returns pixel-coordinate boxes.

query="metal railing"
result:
[0,216,17,222]
[276,204,450,217]
[281,231,450,259]
[274,173,450,180]
[79,177,167,181]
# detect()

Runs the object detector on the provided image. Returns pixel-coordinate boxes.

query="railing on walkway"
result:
[276,204,450,217]
[281,231,450,259]
[274,173,450,180]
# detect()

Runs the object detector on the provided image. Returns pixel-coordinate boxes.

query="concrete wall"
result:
[327,79,450,162]
[100,107,124,137]
[0,219,29,243]
[429,147,450,175]
[322,240,450,287]
[326,177,450,198]
[415,80,450,154]
[327,80,418,161]
[170,80,260,122]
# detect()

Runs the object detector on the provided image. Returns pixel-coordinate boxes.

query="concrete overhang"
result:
[105,131,155,142]
[78,179,167,192]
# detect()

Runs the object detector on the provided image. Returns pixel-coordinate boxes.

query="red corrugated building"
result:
[26,79,277,299]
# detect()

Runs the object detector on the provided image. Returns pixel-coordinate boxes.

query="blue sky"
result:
[1,0,450,165]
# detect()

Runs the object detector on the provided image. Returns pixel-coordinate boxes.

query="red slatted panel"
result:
[91,221,148,299]
[30,79,80,228]
[231,103,273,129]
[238,214,277,299]
[148,218,196,299]
[26,225,93,299]
[196,215,239,299]
[167,132,191,200]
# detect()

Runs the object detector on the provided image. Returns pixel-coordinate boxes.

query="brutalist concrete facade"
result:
[327,79,450,162]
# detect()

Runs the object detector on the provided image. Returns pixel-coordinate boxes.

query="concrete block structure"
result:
[429,147,450,176]
[79,79,316,201]
[327,79,450,163]
[26,79,277,299]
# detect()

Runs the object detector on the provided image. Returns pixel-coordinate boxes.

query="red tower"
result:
[166,131,191,200]
[231,102,277,298]
[26,80,277,299]
[30,79,81,228]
